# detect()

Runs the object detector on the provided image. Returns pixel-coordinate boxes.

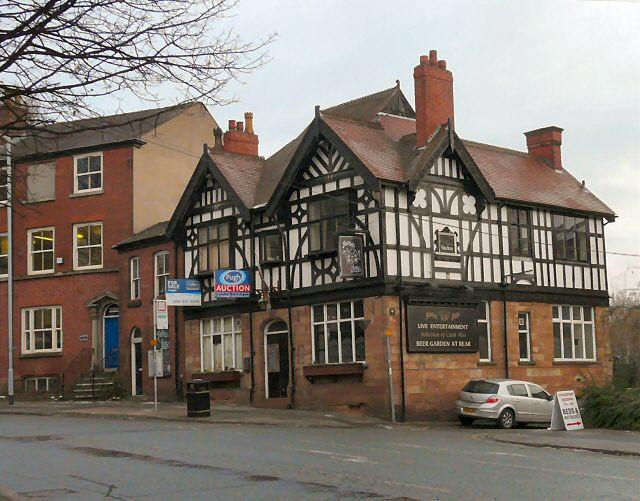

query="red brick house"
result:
[0,103,217,397]
[160,51,615,420]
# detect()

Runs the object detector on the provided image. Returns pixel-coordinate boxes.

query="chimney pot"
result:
[429,49,438,65]
[420,55,429,65]
[228,119,236,131]
[244,112,254,134]
[438,60,447,69]
[213,127,224,152]
[236,121,244,132]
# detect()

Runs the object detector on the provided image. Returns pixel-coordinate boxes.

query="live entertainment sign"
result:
[407,304,478,353]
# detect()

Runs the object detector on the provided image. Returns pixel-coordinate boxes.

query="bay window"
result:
[553,305,596,361]
[308,192,351,253]
[22,306,63,354]
[197,220,232,272]
[311,300,365,364]
[200,316,243,372]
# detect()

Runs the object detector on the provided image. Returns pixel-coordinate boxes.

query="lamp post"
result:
[2,134,14,405]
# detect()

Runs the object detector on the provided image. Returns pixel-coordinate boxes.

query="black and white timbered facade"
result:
[166,52,615,419]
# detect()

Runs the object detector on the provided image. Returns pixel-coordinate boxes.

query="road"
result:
[0,414,638,500]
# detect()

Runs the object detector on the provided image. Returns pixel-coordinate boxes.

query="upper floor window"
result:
[260,233,283,264]
[197,220,232,273]
[508,207,531,257]
[74,153,102,193]
[552,214,588,262]
[553,305,596,361]
[73,222,103,269]
[308,192,351,253]
[155,251,169,298]
[0,165,8,202]
[311,300,365,364]
[478,301,492,362]
[27,162,56,203]
[0,233,7,277]
[28,227,55,274]
[22,306,62,354]
[130,256,141,300]
[200,316,243,372]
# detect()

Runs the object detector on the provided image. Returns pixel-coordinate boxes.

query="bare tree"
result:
[0,0,274,135]
[610,287,640,387]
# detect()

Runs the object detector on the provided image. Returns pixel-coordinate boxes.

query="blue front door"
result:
[104,314,120,369]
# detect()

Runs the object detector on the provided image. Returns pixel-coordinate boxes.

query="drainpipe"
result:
[399,296,406,421]
[249,217,255,404]
[497,203,509,379]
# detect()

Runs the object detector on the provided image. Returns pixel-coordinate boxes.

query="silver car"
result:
[455,379,554,429]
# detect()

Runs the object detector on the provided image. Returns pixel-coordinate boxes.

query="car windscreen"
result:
[462,381,499,394]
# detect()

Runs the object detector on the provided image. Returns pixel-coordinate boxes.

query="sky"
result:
[117,0,640,292]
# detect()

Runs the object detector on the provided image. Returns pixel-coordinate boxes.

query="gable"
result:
[300,139,353,181]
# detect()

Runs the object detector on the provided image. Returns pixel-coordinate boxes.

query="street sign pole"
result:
[152,299,158,413]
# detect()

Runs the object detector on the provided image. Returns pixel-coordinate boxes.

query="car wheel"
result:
[497,409,515,429]
[458,415,475,426]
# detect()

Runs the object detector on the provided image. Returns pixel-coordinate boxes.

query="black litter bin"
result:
[186,379,210,417]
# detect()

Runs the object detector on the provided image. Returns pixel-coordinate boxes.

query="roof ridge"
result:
[461,138,530,157]
[45,102,195,129]
[324,85,398,113]
[322,112,384,129]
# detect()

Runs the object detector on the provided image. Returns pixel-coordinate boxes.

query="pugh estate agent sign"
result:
[407,304,478,353]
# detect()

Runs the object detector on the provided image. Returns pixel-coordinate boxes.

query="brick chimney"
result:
[223,112,259,156]
[414,50,454,148]
[524,126,563,170]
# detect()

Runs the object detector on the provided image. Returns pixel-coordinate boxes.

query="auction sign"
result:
[214,269,252,299]
[407,304,478,353]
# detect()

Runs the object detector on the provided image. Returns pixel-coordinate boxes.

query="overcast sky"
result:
[123,0,640,292]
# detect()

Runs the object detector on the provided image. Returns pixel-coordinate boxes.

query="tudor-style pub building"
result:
[164,51,615,419]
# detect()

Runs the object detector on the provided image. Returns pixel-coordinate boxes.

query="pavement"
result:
[1,399,639,458]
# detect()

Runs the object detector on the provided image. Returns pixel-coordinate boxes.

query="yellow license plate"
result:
[462,407,476,415]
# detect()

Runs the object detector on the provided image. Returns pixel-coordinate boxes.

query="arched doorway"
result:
[131,328,143,396]
[103,304,120,370]
[264,320,289,399]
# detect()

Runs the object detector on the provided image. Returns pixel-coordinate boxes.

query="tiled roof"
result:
[324,85,415,122]
[114,221,169,249]
[14,103,209,160]
[461,140,615,217]
[210,151,265,208]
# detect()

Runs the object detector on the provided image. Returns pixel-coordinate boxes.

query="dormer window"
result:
[198,220,232,272]
[508,207,531,257]
[308,192,351,253]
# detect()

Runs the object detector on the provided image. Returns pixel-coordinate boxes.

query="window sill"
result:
[303,362,366,383]
[192,370,243,383]
[22,197,56,205]
[69,189,103,198]
[20,351,63,359]
[552,360,600,366]
[128,299,142,308]
[518,360,536,366]
[307,250,337,259]
[477,361,496,367]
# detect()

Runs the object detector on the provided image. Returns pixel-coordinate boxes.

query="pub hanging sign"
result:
[407,304,478,353]
[338,235,365,278]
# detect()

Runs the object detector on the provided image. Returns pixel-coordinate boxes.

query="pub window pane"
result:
[553,323,562,358]
[553,305,596,361]
[353,300,364,319]
[340,322,353,362]
[584,324,594,359]
[478,301,492,361]
[478,325,488,360]
[326,303,337,321]
[327,323,339,363]
[314,325,325,364]
[313,305,324,323]
[355,321,366,361]
[307,193,351,253]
